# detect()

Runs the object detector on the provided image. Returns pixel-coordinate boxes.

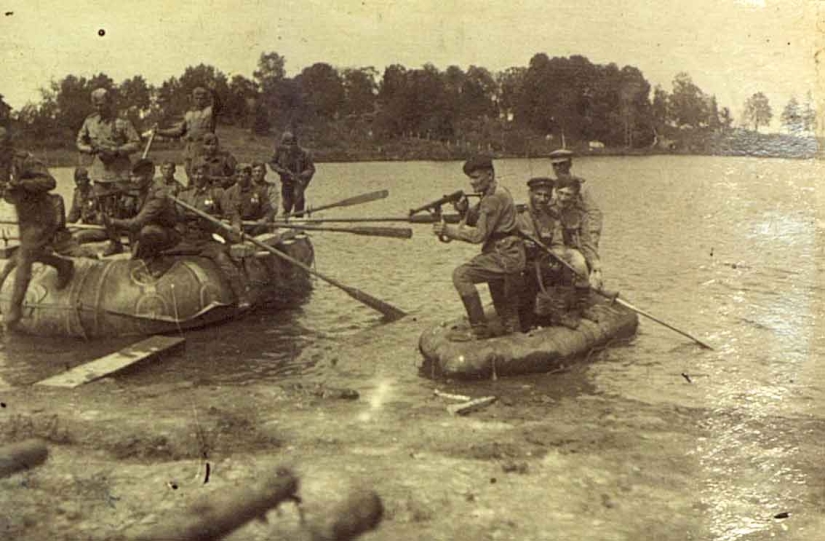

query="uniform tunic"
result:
[75,113,141,183]
[444,184,525,297]
[158,105,219,172]
[222,182,275,227]
[268,146,315,214]
[553,175,602,249]
[175,185,228,242]
[110,184,179,259]
[201,152,237,190]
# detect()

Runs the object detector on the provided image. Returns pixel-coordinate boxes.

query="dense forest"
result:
[0,51,818,161]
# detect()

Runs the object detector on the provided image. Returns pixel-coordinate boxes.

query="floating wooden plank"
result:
[0,439,49,478]
[35,335,185,388]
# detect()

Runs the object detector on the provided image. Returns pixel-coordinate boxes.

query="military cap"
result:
[90,87,111,101]
[549,148,574,164]
[462,155,494,176]
[554,175,581,193]
[235,163,252,174]
[131,158,155,176]
[281,131,297,145]
[202,133,219,143]
[192,87,208,96]
[527,177,554,190]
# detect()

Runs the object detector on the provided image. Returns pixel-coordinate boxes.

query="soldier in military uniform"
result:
[154,86,221,176]
[516,176,600,329]
[0,127,75,328]
[223,164,275,235]
[67,167,108,245]
[155,160,186,197]
[433,155,525,341]
[251,161,280,219]
[75,87,141,256]
[549,149,603,251]
[106,159,180,276]
[199,133,237,190]
[175,159,249,308]
[268,131,315,216]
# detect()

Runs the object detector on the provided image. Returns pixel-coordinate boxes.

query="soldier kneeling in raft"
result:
[517,176,601,330]
[432,155,526,341]
[105,159,180,276]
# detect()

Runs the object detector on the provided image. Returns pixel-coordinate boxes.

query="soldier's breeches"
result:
[452,251,523,297]
[134,225,180,260]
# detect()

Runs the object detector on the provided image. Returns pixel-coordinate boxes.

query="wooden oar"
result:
[280,190,389,220]
[172,196,407,321]
[245,221,412,239]
[519,230,714,350]
[274,214,464,224]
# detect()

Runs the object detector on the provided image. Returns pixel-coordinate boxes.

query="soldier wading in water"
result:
[433,156,526,341]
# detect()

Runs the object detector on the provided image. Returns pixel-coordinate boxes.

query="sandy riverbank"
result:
[2,316,823,540]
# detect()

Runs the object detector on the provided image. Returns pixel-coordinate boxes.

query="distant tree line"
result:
[2,51,817,156]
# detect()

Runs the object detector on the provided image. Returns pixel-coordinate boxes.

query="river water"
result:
[1,156,823,539]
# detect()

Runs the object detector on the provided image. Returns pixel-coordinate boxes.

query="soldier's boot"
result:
[488,281,516,336]
[447,292,491,342]
[575,287,600,323]
[40,253,75,290]
[551,286,581,330]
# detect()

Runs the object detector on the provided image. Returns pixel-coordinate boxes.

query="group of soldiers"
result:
[0,86,316,328]
[436,149,602,341]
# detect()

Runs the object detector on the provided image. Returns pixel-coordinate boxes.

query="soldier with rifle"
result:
[432,155,525,341]
[269,131,315,216]
[0,127,75,328]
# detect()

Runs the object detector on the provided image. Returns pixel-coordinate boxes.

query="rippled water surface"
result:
[1,155,823,539]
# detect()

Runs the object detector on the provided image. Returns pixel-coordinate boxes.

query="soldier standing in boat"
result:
[517,176,600,329]
[549,149,603,252]
[67,167,108,245]
[0,126,75,328]
[223,163,276,235]
[199,133,237,190]
[268,131,315,216]
[251,161,280,219]
[433,155,525,341]
[106,159,180,277]
[76,87,142,256]
[175,159,250,308]
[153,86,221,176]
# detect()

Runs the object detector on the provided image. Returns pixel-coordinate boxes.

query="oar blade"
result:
[342,285,407,322]
[281,190,389,219]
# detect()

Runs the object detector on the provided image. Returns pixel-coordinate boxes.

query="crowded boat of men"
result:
[0,85,604,342]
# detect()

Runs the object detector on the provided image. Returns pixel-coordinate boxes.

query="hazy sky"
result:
[1,0,820,126]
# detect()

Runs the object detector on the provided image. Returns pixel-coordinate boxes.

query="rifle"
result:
[408,190,480,243]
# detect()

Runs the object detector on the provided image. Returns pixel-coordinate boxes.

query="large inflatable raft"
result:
[419,296,639,379]
[0,232,314,338]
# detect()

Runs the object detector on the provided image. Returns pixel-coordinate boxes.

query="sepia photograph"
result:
[1,0,823,539]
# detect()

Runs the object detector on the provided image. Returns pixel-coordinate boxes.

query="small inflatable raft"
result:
[419,296,639,379]
[0,232,314,338]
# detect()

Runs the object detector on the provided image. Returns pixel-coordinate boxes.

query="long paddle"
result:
[245,221,412,239]
[274,214,464,224]
[280,190,389,220]
[520,230,714,350]
[141,129,156,159]
[171,196,407,321]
